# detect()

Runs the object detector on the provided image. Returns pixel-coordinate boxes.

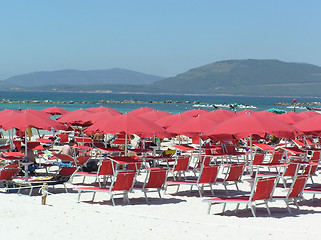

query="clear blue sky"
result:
[1,0,321,80]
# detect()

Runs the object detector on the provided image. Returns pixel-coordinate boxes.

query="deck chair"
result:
[165,165,219,197]
[216,164,245,193]
[203,176,277,217]
[73,159,115,187]
[301,162,319,184]
[133,167,168,203]
[168,156,191,180]
[75,171,136,206]
[14,166,77,195]
[57,133,69,145]
[272,175,308,214]
[0,164,20,190]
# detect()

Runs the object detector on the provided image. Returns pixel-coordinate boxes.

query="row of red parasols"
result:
[0,107,321,141]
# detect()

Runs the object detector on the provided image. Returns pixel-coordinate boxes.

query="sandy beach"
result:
[1,165,321,240]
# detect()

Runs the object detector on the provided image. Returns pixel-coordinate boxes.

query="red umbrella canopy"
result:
[275,112,305,125]
[297,111,320,118]
[41,107,69,115]
[204,114,300,140]
[137,110,172,122]
[167,115,220,138]
[155,113,193,129]
[203,109,235,121]
[253,111,278,118]
[85,114,171,138]
[85,106,122,115]
[57,109,92,127]
[22,109,50,118]
[181,109,210,117]
[128,107,157,115]
[236,110,256,115]
[293,115,321,135]
[78,111,116,124]
[0,110,66,131]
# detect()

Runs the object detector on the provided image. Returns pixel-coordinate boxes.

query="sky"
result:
[1,0,321,80]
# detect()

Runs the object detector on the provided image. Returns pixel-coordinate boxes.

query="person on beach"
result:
[20,145,37,174]
[59,139,77,157]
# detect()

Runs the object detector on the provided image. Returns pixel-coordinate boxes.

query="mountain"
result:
[151,59,321,96]
[2,68,163,88]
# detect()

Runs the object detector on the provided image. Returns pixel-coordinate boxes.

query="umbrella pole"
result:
[125,134,128,156]
[250,135,253,163]
[24,130,29,182]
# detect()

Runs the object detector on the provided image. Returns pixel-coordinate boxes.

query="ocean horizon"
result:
[0,90,320,114]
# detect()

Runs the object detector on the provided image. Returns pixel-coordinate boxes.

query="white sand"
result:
[1,169,321,240]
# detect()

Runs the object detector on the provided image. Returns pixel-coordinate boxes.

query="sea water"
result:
[0,91,320,114]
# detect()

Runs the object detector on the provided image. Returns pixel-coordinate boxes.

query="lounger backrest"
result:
[310,151,320,162]
[145,168,168,188]
[58,167,77,176]
[288,175,308,199]
[198,165,219,184]
[98,159,115,176]
[251,177,276,201]
[270,152,283,164]
[252,153,265,165]
[283,163,299,177]
[112,171,136,191]
[173,156,190,172]
[225,164,244,182]
[75,156,90,166]
[58,134,69,143]
[302,163,318,175]
[0,168,19,181]
[225,145,237,154]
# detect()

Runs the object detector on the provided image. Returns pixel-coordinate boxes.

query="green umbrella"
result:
[267,108,286,114]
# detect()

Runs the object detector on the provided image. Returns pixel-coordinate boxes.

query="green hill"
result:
[151,59,321,96]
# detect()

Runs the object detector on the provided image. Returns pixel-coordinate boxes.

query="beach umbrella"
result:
[137,110,172,122]
[41,107,69,115]
[155,113,193,129]
[22,109,50,118]
[181,109,210,117]
[0,110,66,132]
[78,111,117,124]
[57,109,93,127]
[203,109,235,121]
[293,115,321,135]
[128,107,156,115]
[85,106,122,115]
[236,110,256,115]
[85,114,170,138]
[253,111,278,118]
[275,112,305,125]
[204,114,301,140]
[297,111,320,118]
[167,115,220,138]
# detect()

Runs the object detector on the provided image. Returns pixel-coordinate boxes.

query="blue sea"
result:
[0,91,320,114]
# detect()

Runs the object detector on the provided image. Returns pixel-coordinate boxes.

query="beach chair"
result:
[13,166,77,195]
[168,156,191,180]
[271,175,308,214]
[75,171,136,206]
[133,167,168,203]
[165,165,219,197]
[203,176,277,217]
[73,159,115,187]
[216,164,245,193]
[0,164,20,190]
[57,133,69,145]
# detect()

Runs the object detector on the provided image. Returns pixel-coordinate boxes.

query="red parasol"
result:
[293,115,321,135]
[57,109,92,127]
[180,109,210,117]
[275,112,305,125]
[155,113,193,129]
[167,115,220,138]
[128,107,157,115]
[85,106,122,115]
[41,107,69,115]
[204,114,301,140]
[85,114,171,138]
[0,110,66,131]
[203,109,235,121]
[137,110,172,122]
